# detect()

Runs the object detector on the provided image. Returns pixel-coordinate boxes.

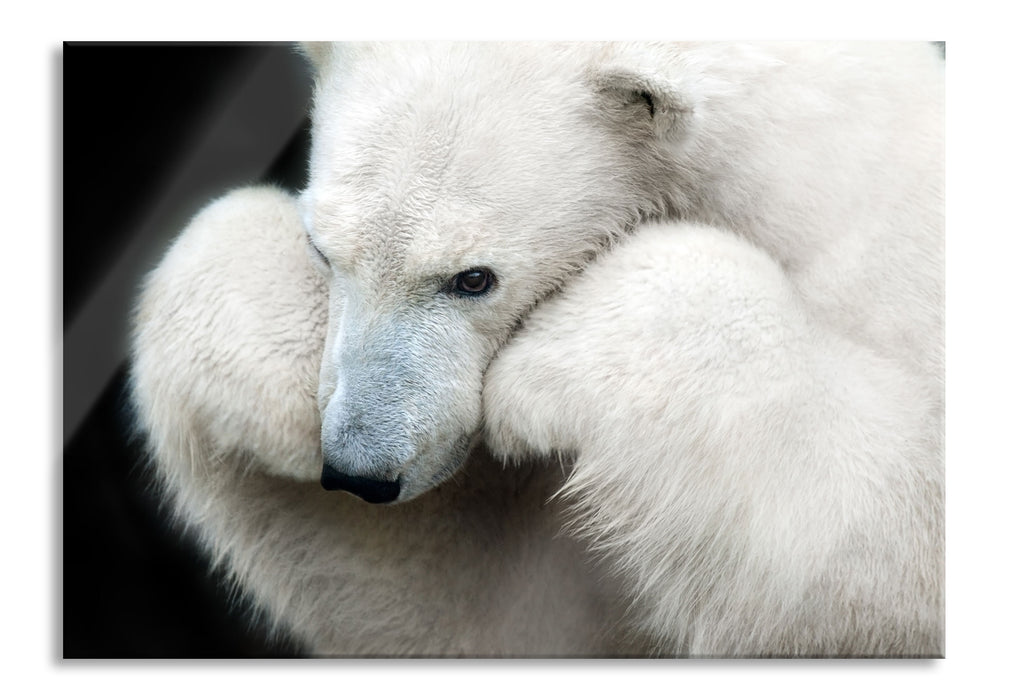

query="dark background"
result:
[62,43,313,658]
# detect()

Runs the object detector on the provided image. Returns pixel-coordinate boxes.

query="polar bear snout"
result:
[316,290,492,502]
[319,391,415,503]
[320,462,402,504]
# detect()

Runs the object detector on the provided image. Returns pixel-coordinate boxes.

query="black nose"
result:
[321,462,401,504]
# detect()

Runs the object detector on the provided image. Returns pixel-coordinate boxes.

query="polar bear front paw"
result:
[482,221,943,656]
[482,221,803,461]
[131,186,330,483]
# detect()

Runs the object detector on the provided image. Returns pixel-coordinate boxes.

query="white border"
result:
[9,2,1005,697]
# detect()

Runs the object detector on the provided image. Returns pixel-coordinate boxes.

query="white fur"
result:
[132,187,634,655]
[484,223,943,656]
[301,42,943,498]
[131,42,944,656]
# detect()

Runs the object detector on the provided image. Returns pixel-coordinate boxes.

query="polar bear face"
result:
[300,43,691,502]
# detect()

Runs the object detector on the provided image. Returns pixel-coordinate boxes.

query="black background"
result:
[62,43,311,658]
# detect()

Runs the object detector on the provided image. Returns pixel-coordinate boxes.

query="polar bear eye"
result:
[449,268,496,297]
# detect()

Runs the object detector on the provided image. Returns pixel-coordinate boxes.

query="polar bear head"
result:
[299,42,696,503]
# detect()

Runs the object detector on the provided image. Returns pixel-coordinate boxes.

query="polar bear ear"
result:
[589,67,693,141]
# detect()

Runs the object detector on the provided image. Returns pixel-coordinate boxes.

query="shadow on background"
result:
[62,43,313,658]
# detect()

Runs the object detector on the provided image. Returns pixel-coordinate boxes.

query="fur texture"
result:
[132,187,635,656]
[130,42,944,656]
[484,224,943,656]
[300,41,943,499]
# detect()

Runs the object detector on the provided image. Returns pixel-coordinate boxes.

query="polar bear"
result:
[298,41,943,502]
[130,42,944,656]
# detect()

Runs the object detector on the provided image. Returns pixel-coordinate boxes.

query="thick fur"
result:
[484,224,943,657]
[132,187,635,656]
[131,42,944,656]
[300,42,943,500]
